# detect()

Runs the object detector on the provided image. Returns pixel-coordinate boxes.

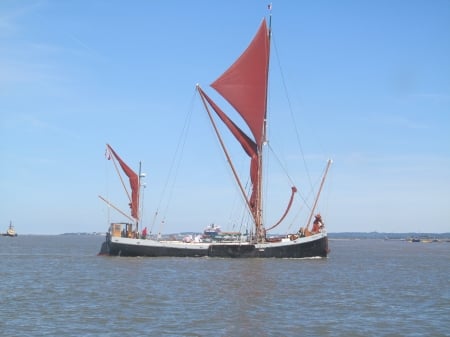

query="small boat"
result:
[203,224,221,239]
[99,8,331,258]
[3,221,18,237]
[408,236,437,243]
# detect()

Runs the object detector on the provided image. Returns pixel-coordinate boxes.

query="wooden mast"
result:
[136,161,141,234]
[304,159,333,232]
[256,5,273,243]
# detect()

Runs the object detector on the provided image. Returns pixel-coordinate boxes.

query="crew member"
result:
[142,227,148,239]
[311,214,324,233]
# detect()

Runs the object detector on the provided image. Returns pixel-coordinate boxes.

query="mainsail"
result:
[210,19,269,147]
[198,18,296,241]
[106,144,140,220]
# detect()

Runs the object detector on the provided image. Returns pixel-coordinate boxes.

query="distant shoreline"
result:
[5,232,449,240]
[328,232,450,240]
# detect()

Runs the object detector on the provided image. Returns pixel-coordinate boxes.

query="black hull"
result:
[101,235,329,258]
[208,237,328,258]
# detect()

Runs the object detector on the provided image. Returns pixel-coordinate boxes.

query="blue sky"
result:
[1,1,449,234]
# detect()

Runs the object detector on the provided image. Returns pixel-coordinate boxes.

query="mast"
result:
[256,4,273,242]
[201,14,271,243]
[304,159,333,232]
[136,161,141,234]
[138,161,147,235]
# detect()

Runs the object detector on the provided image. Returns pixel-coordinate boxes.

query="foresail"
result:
[211,19,269,147]
[106,144,140,220]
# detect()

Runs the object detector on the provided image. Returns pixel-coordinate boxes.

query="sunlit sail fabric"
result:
[211,19,269,147]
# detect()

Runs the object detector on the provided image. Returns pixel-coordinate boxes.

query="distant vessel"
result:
[99,9,331,258]
[3,221,18,237]
[203,224,221,238]
[408,236,438,243]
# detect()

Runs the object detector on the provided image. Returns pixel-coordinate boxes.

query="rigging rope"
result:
[271,31,314,194]
[266,143,310,207]
[152,88,197,234]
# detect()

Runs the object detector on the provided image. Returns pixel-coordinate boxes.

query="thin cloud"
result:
[415,92,450,101]
[383,114,429,130]
[1,114,73,140]
[0,61,58,85]
[0,1,45,37]
[364,111,429,130]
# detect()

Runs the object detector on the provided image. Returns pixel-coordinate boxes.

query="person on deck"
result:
[311,214,324,233]
[142,227,148,239]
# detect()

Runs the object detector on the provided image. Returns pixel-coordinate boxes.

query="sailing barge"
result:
[99,12,331,258]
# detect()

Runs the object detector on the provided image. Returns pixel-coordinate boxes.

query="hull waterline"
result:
[100,232,329,258]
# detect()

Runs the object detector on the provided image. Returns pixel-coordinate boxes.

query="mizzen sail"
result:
[106,144,140,220]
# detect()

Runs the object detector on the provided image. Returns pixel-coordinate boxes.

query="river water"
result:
[1,235,448,336]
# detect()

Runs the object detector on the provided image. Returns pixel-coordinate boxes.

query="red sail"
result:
[198,87,259,218]
[198,88,257,158]
[106,144,140,220]
[211,19,269,146]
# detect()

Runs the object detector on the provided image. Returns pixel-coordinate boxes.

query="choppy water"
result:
[1,235,449,337]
